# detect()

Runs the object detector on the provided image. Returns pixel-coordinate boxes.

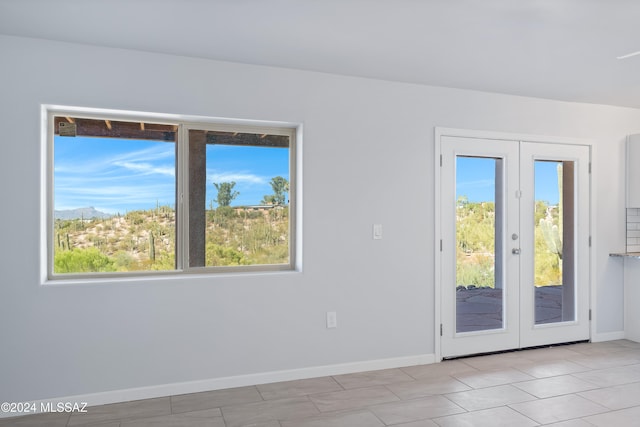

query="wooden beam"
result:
[52,117,288,148]
[53,117,176,141]
[206,131,289,148]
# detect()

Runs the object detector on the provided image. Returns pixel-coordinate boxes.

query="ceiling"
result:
[2,0,640,108]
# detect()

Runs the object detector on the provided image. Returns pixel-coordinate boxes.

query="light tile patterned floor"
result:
[4,340,640,426]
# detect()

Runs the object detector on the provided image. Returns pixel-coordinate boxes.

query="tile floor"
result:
[4,340,640,426]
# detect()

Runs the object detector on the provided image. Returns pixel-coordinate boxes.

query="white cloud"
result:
[458,179,494,189]
[114,161,175,177]
[207,171,266,185]
[54,183,176,213]
[110,145,175,163]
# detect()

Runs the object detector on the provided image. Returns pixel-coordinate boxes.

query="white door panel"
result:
[519,142,590,347]
[440,136,520,358]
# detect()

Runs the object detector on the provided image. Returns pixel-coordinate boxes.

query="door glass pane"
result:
[534,160,575,324]
[456,156,504,332]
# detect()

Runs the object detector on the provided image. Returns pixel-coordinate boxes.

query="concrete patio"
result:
[456,285,563,332]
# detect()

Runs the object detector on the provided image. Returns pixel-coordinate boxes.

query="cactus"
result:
[149,231,156,262]
[539,217,562,259]
[540,163,564,259]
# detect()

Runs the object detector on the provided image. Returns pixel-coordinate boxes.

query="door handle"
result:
[512,248,521,255]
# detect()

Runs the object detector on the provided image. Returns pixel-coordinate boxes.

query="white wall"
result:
[0,34,636,404]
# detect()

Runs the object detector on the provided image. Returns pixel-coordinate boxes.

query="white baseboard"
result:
[592,331,626,342]
[0,353,436,419]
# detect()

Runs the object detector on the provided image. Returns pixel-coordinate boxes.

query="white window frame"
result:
[43,106,300,281]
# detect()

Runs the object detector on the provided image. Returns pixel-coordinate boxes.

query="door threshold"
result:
[442,339,590,361]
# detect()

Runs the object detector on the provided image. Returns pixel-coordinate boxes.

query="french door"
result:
[440,135,590,358]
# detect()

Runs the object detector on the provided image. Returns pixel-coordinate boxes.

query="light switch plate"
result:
[373,224,383,240]
[326,311,337,328]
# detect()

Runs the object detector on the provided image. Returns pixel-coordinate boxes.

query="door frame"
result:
[434,127,595,361]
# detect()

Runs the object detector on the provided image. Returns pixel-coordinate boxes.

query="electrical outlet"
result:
[326,311,337,328]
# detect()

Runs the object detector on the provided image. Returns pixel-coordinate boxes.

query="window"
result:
[48,109,296,278]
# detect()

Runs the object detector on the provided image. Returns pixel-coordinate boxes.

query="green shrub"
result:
[54,248,116,273]
[206,243,249,266]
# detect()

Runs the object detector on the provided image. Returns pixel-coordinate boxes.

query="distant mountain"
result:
[54,207,112,220]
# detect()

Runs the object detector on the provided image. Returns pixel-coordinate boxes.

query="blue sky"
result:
[205,144,289,207]
[54,136,289,214]
[456,157,560,204]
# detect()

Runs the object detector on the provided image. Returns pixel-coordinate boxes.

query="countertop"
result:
[610,252,640,259]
